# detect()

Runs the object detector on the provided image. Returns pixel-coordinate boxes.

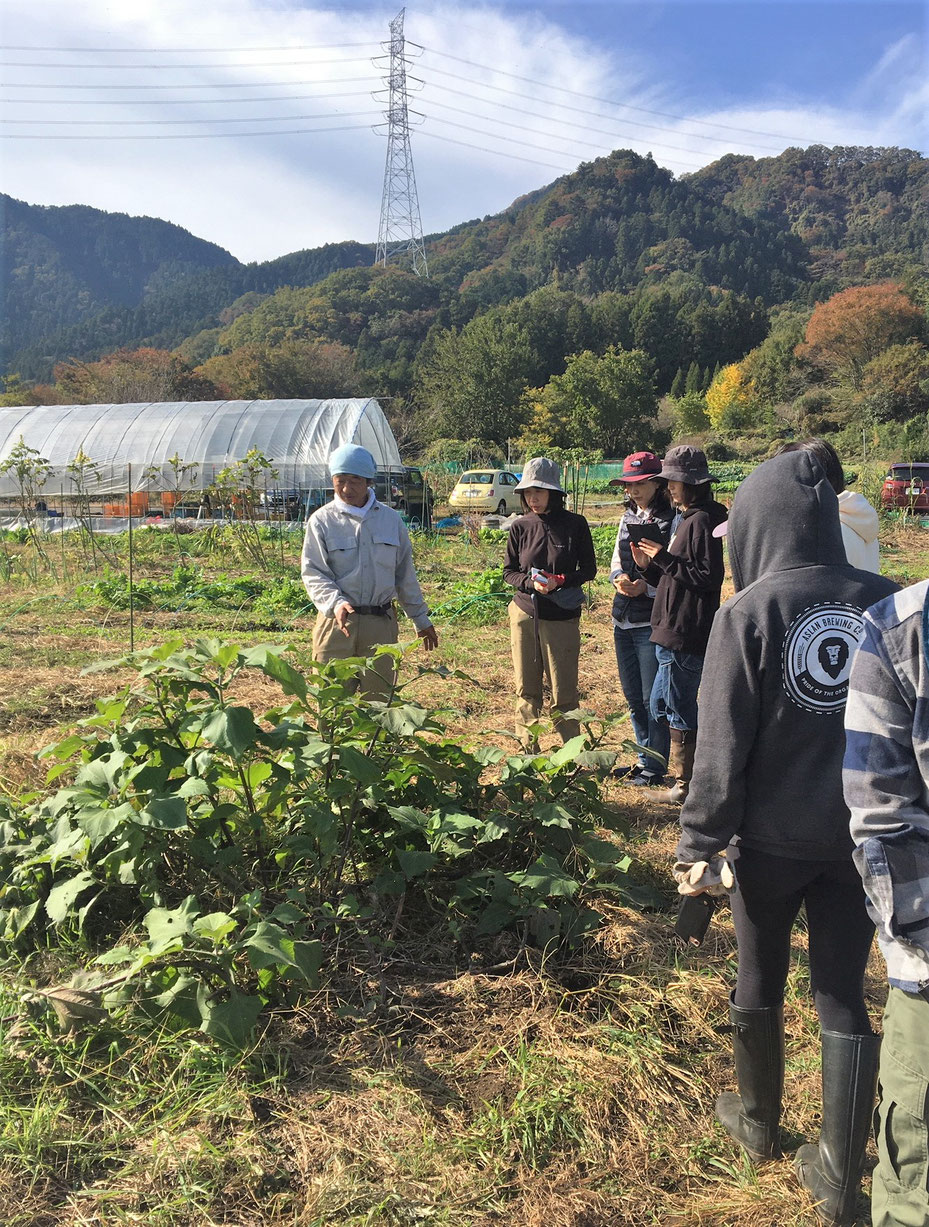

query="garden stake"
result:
[59,484,67,582]
[128,462,135,654]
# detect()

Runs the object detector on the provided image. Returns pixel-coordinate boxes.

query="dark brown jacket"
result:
[504,508,597,621]
[642,500,728,654]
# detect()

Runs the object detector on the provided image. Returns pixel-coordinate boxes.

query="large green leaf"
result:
[197,985,263,1047]
[532,802,575,829]
[387,805,431,832]
[45,872,95,924]
[192,912,238,943]
[509,854,580,898]
[370,704,437,737]
[243,920,299,970]
[397,850,437,879]
[144,897,200,955]
[200,707,260,754]
[290,940,323,986]
[548,736,587,767]
[241,647,308,702]
[580,836,631,867]
[337,745,382,786]
[137,796,188,830]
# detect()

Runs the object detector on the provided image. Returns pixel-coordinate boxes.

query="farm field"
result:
[0,513,928,1227]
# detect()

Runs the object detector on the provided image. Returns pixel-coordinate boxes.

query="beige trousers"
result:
[312,608,398,701]
[508,601,581,747]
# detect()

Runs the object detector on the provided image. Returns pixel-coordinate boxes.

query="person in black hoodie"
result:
[608,451,675,785]
[674,451,898,1226]
[630,445,728,803]
[503,457,597,749]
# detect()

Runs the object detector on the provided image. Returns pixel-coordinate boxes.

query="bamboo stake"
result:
[127,463,135,654]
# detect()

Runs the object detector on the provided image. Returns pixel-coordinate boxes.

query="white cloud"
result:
[2,1,925,262]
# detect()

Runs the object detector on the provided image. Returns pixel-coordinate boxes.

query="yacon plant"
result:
[0,639,647,1045]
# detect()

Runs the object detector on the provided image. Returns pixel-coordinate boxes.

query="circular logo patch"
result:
[781,603,865,714]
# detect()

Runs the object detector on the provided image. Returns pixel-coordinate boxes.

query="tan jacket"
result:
[300,499,432,630]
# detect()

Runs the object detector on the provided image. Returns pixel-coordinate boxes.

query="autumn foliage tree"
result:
[195,339,363,400]
[705,363,757,431]
[54,348,219,404]
[795,282,927,389]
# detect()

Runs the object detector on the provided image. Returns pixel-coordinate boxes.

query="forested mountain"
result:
[4,145,926,390]
[688,145,928,292]
[0,195,237,369]
[4,213,374,378]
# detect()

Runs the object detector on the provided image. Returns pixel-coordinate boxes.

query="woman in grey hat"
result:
[503,457,597,749]
[629,445,727,802]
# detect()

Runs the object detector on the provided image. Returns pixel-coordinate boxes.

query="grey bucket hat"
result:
[659,445,718,485]
[515,456,565,492]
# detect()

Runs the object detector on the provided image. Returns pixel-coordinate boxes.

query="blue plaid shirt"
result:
[844,579,929,992]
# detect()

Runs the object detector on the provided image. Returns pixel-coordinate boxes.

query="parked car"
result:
[449,470,522,515]
[880,462,929,512]
[391,467,434,527]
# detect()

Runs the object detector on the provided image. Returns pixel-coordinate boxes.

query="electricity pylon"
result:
[374,8,428,276]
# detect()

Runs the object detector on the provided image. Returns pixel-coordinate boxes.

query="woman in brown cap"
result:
[503,457,597,749]
[609,451,675,785]
[629,445,727,802]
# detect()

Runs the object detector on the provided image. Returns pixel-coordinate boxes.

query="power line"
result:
[419,112,697,172]
[0,55,376,69]
[413,43,813,145]
[5,110,378,127]
[419,74,788,156]
[415,128,574,173]
[0,122,380,141]
[5,76,377,90]
[418,97,712,168]
[0,42,379,52]
[2,90,376,106]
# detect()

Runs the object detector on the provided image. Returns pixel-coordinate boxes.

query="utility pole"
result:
[374,8,428,276]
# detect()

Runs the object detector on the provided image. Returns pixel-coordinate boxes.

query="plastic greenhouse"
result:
[0,399,404,520]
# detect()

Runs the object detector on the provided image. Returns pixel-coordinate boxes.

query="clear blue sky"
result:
[2,0,925,260]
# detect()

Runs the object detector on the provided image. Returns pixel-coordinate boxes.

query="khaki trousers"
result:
[508,601,581,747]
[872,987,929,1227]
[312,608,398,701]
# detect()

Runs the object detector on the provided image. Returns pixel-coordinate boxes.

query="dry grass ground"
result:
[0,517,926,1225]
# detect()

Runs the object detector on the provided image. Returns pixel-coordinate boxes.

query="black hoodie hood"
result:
[675,449,899,867]
[727,451,847,592]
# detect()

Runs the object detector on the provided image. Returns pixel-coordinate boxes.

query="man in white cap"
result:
[301,444,438,698]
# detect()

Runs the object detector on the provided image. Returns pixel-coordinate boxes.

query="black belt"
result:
[352,603,393,616]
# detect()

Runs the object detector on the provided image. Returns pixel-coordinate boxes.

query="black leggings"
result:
[730,847,875,1035]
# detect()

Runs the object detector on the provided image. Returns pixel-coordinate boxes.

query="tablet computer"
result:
[627,522,666,546]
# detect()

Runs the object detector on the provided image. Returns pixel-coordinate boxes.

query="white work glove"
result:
[673,855,734,897]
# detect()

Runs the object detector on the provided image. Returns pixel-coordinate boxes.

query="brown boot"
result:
[664,728,695,804]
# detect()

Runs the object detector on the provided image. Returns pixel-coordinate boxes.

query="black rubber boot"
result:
[795,1031,880,1225]
[715,994,784,1161]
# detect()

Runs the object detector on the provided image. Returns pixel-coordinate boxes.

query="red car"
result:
[880,463,929,511]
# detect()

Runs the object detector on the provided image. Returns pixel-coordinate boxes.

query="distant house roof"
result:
[0,398,402,497]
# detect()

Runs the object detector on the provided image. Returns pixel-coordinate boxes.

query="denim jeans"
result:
[614,624,669,772]
[650,644,703,733]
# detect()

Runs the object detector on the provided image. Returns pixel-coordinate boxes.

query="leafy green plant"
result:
[75,563,312,618]
[432,565,511,624]
[0,640,644,1045]
[0,436,54,580]
[208,449,279,570]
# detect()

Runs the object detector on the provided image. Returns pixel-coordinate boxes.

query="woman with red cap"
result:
[608,451,675,785]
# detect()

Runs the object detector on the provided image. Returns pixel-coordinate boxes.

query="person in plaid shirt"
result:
[845,578,929,1227]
